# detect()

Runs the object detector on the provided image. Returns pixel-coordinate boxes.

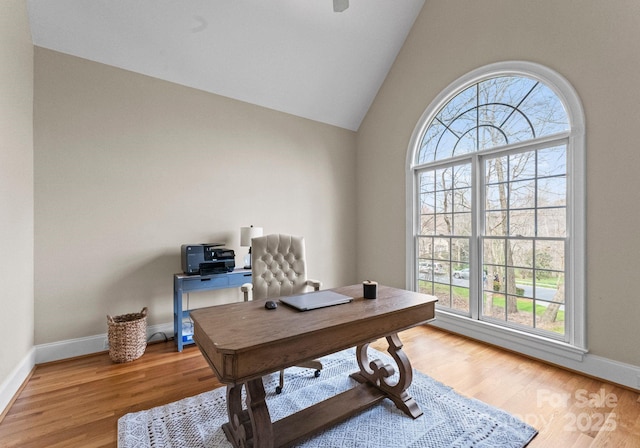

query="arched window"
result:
[407,62,585,354]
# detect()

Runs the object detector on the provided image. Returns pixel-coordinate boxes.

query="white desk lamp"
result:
[240,226,263,269]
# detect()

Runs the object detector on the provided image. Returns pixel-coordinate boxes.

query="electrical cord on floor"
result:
[143,292,196,345]
[147,332,170,343]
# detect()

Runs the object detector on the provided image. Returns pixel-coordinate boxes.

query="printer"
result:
[181,243,235,275]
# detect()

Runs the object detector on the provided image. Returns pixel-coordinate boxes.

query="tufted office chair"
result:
[241,233,322,394]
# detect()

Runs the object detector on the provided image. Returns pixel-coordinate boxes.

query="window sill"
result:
[429,310,588,364]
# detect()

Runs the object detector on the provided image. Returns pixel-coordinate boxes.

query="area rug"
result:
[118,348,537,447]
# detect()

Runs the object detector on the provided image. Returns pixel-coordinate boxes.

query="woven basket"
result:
[107,307,148,363]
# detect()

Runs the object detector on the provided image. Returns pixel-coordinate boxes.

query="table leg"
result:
[222,380,274,448]
[350,332,423,419]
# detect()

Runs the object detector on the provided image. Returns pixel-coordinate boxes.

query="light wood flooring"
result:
[1,325,638,447]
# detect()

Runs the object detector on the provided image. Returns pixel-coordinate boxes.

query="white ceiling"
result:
[27,0,425,131]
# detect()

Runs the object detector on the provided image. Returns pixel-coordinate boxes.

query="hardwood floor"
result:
[1,325,638,447]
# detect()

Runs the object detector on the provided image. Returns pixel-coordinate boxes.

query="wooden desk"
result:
[191,284,437,448]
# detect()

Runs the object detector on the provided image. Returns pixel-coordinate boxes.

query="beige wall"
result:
[357,0,640,366]
[34,48,357,344]
[0,0,34,385]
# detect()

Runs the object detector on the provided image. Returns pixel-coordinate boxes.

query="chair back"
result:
[251,234,309,300]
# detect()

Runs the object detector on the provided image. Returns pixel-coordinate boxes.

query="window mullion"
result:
[470,153,481,320]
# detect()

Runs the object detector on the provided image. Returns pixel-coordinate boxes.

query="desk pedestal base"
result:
[222,333,422,448]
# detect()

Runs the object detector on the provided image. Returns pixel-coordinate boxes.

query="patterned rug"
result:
[118,348,537,447]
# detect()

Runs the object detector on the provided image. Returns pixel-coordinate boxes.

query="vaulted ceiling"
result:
[28,0,425,131]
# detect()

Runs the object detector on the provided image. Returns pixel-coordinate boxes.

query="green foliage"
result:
[488,294,564,321]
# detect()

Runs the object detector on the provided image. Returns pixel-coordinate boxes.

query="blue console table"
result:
[173,269,252,351]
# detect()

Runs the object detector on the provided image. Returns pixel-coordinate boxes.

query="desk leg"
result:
[350,332,423,419]
[223,380,274,448]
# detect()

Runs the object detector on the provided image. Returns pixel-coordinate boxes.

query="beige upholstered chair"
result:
[241,233,322,394]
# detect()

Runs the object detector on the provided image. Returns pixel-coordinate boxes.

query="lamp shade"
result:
[240,226,263,247]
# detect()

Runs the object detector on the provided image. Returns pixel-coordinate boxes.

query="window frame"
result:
[406,61,586,358]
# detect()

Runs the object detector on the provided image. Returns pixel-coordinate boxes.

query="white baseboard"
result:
[0,347,36,418]
[429,317,640,391]
[35,322,175,364]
